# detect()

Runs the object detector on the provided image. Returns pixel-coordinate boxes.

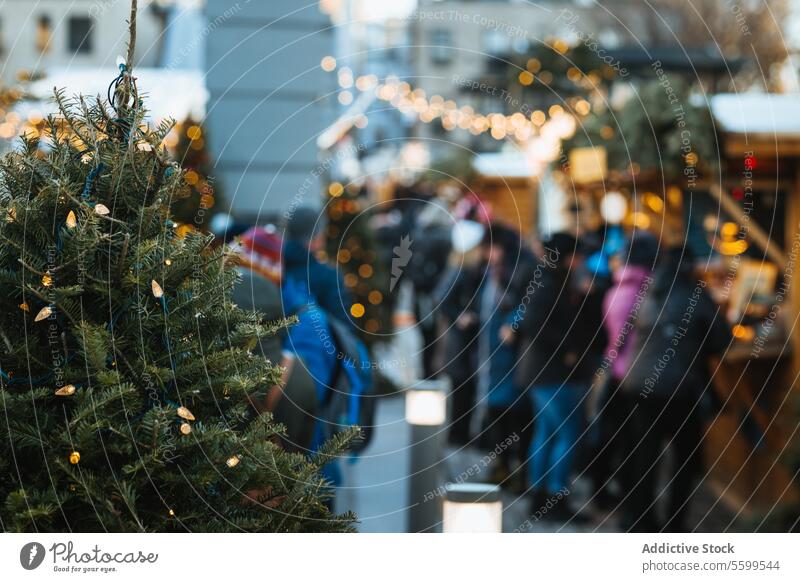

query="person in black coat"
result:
[511,232,589,518]
[438,261,483,446]
[621,247,730,532]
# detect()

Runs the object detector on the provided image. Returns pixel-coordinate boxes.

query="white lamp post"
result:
[405,384,447,426]
[405,378,449,533]
[443,483,503,533]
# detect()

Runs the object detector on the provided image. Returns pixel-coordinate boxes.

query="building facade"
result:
[204,0,335,218]
[0,0,164,84]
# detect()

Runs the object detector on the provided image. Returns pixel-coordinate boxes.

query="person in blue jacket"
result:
[475,225,533,490]
[280,207,371,488]
[282,207,352,326]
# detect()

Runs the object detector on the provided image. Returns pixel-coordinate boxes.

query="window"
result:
[69,16,93,54]
[483,30,511,57]
[36,15,52,54]
[430,29,452,65]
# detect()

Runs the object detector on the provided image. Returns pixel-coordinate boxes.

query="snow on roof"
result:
[16,68,207,123]
[711,93,800,136]
[472,151,533,178]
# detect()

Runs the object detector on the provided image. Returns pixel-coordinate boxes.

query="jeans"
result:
[528,384,586,493]
[625,396,702,532]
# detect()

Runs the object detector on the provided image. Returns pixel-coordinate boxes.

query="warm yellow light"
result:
[644,193,664,213]
[514,126,532,141]
[631,212,651,229]
[732,324,755,341]
[350,303,365,318]
[378,84,396,100]
[574,99,591,116]
[518,71,534,86]
[338,91,354,105]
[721,222,739,238]
[328,182,344,197]
[321,56,337,72]
[526,58,541,72]
[719,239,749,256]
[0,122,16,139]
[490,126,506,140]
[186,125,202,140]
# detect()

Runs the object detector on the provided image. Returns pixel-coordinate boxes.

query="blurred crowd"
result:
[212,179,732,531]
[386,181,731,532]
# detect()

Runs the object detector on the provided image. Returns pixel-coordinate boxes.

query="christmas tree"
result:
[324,183,392,344]
[0,1,355,532]
[167,116,219,230]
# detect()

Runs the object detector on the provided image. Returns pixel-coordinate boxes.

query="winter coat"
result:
[622,277,729,402]
[477,271,519,408]
[282,239,352,325]
[570,277,611,384]
[281,242,372,435]
[437,265,483,382]
[603,265,653,381]
[512,253,580,388]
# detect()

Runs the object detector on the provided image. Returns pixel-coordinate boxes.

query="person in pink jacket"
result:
[588,232,658,510]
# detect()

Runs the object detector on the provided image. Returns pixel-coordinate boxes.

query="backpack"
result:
[323,315,376,453]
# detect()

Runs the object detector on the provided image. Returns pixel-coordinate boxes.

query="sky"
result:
[360,0,417,20]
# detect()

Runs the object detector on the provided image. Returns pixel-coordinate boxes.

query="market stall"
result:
[560,93,800,517]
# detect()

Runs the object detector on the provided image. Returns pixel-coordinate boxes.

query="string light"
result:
[320,56,337,72]
[55,384,76,396]
[34,306,53,322]
[325,68,580,147]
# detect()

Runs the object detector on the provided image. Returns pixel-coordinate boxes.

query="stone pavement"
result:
[336,393,737,533]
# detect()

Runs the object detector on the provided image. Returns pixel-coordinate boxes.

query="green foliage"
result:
[325,187,392,345]
[0,80,355,532]
[168,117,219,230]
[425,150,475,185]
[566,77,717,180]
